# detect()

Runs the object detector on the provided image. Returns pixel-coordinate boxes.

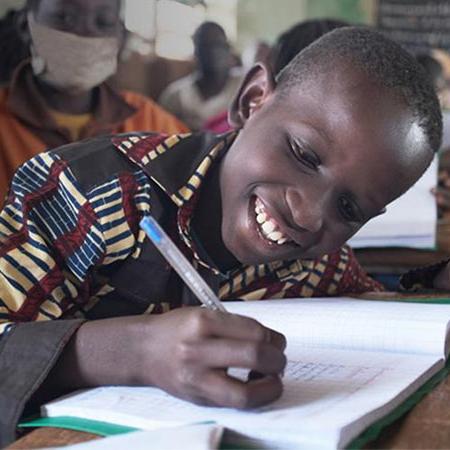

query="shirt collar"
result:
[112,131,236,207]
[6,60,137,132]
[112,131,309,281]
[113,131,237,274]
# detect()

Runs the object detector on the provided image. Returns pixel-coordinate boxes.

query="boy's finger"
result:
[205,311,286,350]
[199,370,283,409]
[267,328,287,350]
[189,339,286,375]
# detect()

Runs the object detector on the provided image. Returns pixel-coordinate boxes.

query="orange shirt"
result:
[49,109,93,141]
[0,61,189,203]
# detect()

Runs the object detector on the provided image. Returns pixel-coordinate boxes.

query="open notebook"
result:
[41,298,450,449]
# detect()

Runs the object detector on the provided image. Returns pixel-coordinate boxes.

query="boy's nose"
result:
[286,188,324,234]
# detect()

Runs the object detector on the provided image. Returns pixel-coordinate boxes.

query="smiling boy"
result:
[0,27,446,445]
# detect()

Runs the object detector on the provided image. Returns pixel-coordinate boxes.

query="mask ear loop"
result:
[27,12,46,76]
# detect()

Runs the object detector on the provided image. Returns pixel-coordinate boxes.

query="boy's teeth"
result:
[254,197,291,245]
[256,213,267,224]
[261,221,276,234]
[268,230,283,241]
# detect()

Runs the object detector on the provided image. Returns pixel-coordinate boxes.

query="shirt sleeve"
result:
[276,245,384,299]
[0,152,108,445]
[332,245,384,294]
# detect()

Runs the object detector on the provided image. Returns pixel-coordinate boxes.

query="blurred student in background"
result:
[159,21,243,130]
[203,18,348,134]
[0,0,188,204]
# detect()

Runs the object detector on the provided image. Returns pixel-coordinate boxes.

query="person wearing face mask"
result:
[0,0,188,204]
[159,22,243,131]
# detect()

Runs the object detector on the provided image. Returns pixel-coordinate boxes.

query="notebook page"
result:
[225,298,450,357]
[42,346,442,450]
[223,346,443,449]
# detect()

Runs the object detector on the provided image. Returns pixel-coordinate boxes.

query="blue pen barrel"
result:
[140,216,227,312]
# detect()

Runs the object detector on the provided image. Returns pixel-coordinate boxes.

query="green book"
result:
[22,297,450,449]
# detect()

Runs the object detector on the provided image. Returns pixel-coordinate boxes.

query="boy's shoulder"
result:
[51,132,155,192]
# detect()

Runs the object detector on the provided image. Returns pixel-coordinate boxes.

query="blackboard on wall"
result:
[377,0,450,54]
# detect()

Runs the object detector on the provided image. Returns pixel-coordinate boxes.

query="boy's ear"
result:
[228,62,276,129]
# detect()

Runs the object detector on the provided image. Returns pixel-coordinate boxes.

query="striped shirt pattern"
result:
[0,132,382,336]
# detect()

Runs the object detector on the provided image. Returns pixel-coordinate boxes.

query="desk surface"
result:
[353,217,450,273]
[7,372,450,449]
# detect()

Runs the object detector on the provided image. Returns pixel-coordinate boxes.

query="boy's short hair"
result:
[276,26,442,153]
[416,53,443,90]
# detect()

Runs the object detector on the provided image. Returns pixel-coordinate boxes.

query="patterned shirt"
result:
[0,131,382,445]
[0,132,383,334]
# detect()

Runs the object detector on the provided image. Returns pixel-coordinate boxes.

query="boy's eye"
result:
[338,196,361,223]
[289,138,321,171]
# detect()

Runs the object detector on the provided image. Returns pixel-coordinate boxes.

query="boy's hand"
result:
[141,307,287,409]
[51,308,287,410]
[433,262,450,290]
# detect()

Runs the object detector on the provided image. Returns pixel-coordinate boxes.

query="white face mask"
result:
[28,13,119,94]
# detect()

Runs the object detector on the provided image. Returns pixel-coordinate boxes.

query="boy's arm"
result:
[332,245,384,294]
[242,245,382,300]
[317,246,450,294]
[432,262,450,289]
[399,258,450,291]
[285,245,383,297]
[0,152,107,445]
[0,151,287,446]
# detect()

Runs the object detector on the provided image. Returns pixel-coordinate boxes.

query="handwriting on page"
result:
[266,358,386,416]
[64,356,388,424]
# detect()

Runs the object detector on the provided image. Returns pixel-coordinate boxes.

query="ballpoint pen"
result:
[140,215,227,312]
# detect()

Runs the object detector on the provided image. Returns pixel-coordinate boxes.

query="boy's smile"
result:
[209,61,433,267]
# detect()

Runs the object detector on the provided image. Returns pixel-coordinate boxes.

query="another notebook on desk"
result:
[41,298,450,449]
[348,156,437,249]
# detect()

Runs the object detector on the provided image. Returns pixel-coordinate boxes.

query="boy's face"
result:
[219,62,432,265]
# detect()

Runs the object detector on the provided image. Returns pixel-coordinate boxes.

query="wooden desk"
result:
[8,428,101,449]
[7,372,450,449]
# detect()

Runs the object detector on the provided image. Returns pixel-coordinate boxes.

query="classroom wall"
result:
[236,0,376,51]
[305,0,376,25]
[236,0,307,50]
[0,0,24,17]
